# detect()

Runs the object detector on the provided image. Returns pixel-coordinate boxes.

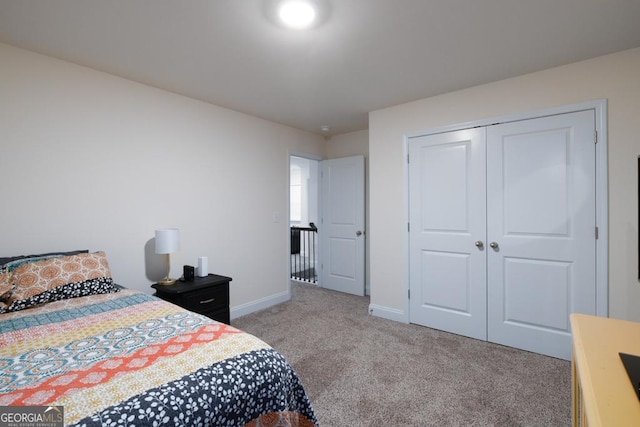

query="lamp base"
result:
[158,278,177,286]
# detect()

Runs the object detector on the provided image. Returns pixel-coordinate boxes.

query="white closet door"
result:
[409,128,487,340]
[486,111,596,360]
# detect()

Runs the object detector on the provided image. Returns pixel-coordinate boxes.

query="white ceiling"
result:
[1,0,640,136]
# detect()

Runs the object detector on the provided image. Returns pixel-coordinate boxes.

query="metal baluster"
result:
[304,228,308,281]
[304,228,309,281]
[296,228,300,280]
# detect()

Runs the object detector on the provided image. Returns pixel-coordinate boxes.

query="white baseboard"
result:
[230,290,291,320]
[368,304,408,323]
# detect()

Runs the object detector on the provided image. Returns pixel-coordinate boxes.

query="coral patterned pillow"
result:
[0,251,119,313]
[11,251,112,300]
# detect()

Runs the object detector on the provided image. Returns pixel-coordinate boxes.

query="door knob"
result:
[489,242,499,249]
[475,241,484,249]
[356,230,362,236]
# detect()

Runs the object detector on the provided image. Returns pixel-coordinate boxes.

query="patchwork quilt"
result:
[0,289,318,426]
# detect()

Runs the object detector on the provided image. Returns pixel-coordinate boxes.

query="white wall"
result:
[326,129,369,159]
[370,47,640,322]
[0,43,325,316]
[289,156,319,228]
[326,129,370,293]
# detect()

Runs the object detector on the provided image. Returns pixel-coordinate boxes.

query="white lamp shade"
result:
[155,228,180,254]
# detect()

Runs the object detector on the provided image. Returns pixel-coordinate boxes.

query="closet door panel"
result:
[409,128,487,340]
[486,111,596,360]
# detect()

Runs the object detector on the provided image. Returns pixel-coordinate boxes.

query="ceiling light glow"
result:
[278,1,317,29]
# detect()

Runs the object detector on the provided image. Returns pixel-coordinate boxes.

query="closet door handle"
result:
[200,298,215,304]
[475,241,484,249]
[489,242,499,249]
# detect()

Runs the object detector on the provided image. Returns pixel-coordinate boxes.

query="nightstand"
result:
[151,274,231,324]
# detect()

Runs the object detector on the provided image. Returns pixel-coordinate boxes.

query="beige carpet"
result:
[233,284,571,426]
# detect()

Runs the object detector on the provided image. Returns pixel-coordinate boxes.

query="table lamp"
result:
[155,228,180,285]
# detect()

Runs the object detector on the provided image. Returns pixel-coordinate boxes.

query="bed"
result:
[0,251,318,426]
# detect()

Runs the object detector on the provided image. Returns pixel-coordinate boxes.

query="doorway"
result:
[290,155,319,284]
[289,154,367,295]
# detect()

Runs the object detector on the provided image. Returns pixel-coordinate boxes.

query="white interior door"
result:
[320,155,365,296]
[486,111,596,360]
[409,128,487,340]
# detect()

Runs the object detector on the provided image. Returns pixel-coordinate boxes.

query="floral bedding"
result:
[0,289,318,426]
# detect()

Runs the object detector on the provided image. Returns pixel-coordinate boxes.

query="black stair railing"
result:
[290,223,318,283]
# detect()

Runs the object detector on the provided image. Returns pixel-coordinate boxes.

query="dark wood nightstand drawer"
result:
[151,274,232,324]
[180,285,228,312]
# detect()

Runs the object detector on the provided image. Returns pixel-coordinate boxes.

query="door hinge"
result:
[595,226,599,240]
[407,222,410,232]
[408,289,410,300]
[594,131,598,144]
[407,154,410,164]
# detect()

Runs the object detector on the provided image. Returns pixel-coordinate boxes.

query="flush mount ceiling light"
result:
[264,0,329,30]
[279,1,316,29]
